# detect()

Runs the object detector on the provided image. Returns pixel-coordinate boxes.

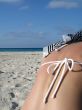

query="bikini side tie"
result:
[41,58,82,103]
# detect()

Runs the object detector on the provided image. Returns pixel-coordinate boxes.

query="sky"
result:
[0,0,82,48]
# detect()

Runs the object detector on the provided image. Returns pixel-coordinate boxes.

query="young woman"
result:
[21,30,82,110]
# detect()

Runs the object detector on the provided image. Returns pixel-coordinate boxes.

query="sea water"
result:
[0,48,43,52]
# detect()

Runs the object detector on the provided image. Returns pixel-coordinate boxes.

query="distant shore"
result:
[0,52,43,110]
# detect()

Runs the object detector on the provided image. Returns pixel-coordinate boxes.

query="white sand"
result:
[0,52,43,110]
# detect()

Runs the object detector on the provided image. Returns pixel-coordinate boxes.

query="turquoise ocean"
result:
[0,48,43,52]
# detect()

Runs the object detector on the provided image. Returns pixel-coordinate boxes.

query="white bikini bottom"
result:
[41,58,82,103]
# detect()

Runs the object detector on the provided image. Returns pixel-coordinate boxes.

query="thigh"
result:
[42,42,82,110]
[22,42,82,110]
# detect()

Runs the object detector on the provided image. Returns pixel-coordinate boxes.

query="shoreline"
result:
[0,51,43,53]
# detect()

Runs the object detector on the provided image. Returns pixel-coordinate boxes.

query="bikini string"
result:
[41,58,82,103]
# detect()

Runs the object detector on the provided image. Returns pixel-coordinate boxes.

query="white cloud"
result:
[0,0,22,3]
[19,5,29,10]
[48,1,79,9]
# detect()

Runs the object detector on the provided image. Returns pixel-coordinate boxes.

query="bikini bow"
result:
[41,58,74,103]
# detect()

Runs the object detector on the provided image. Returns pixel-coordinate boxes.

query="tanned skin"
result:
[21,42,82,110]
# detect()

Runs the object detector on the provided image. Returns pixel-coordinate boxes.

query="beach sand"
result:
[0,52,43,110]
